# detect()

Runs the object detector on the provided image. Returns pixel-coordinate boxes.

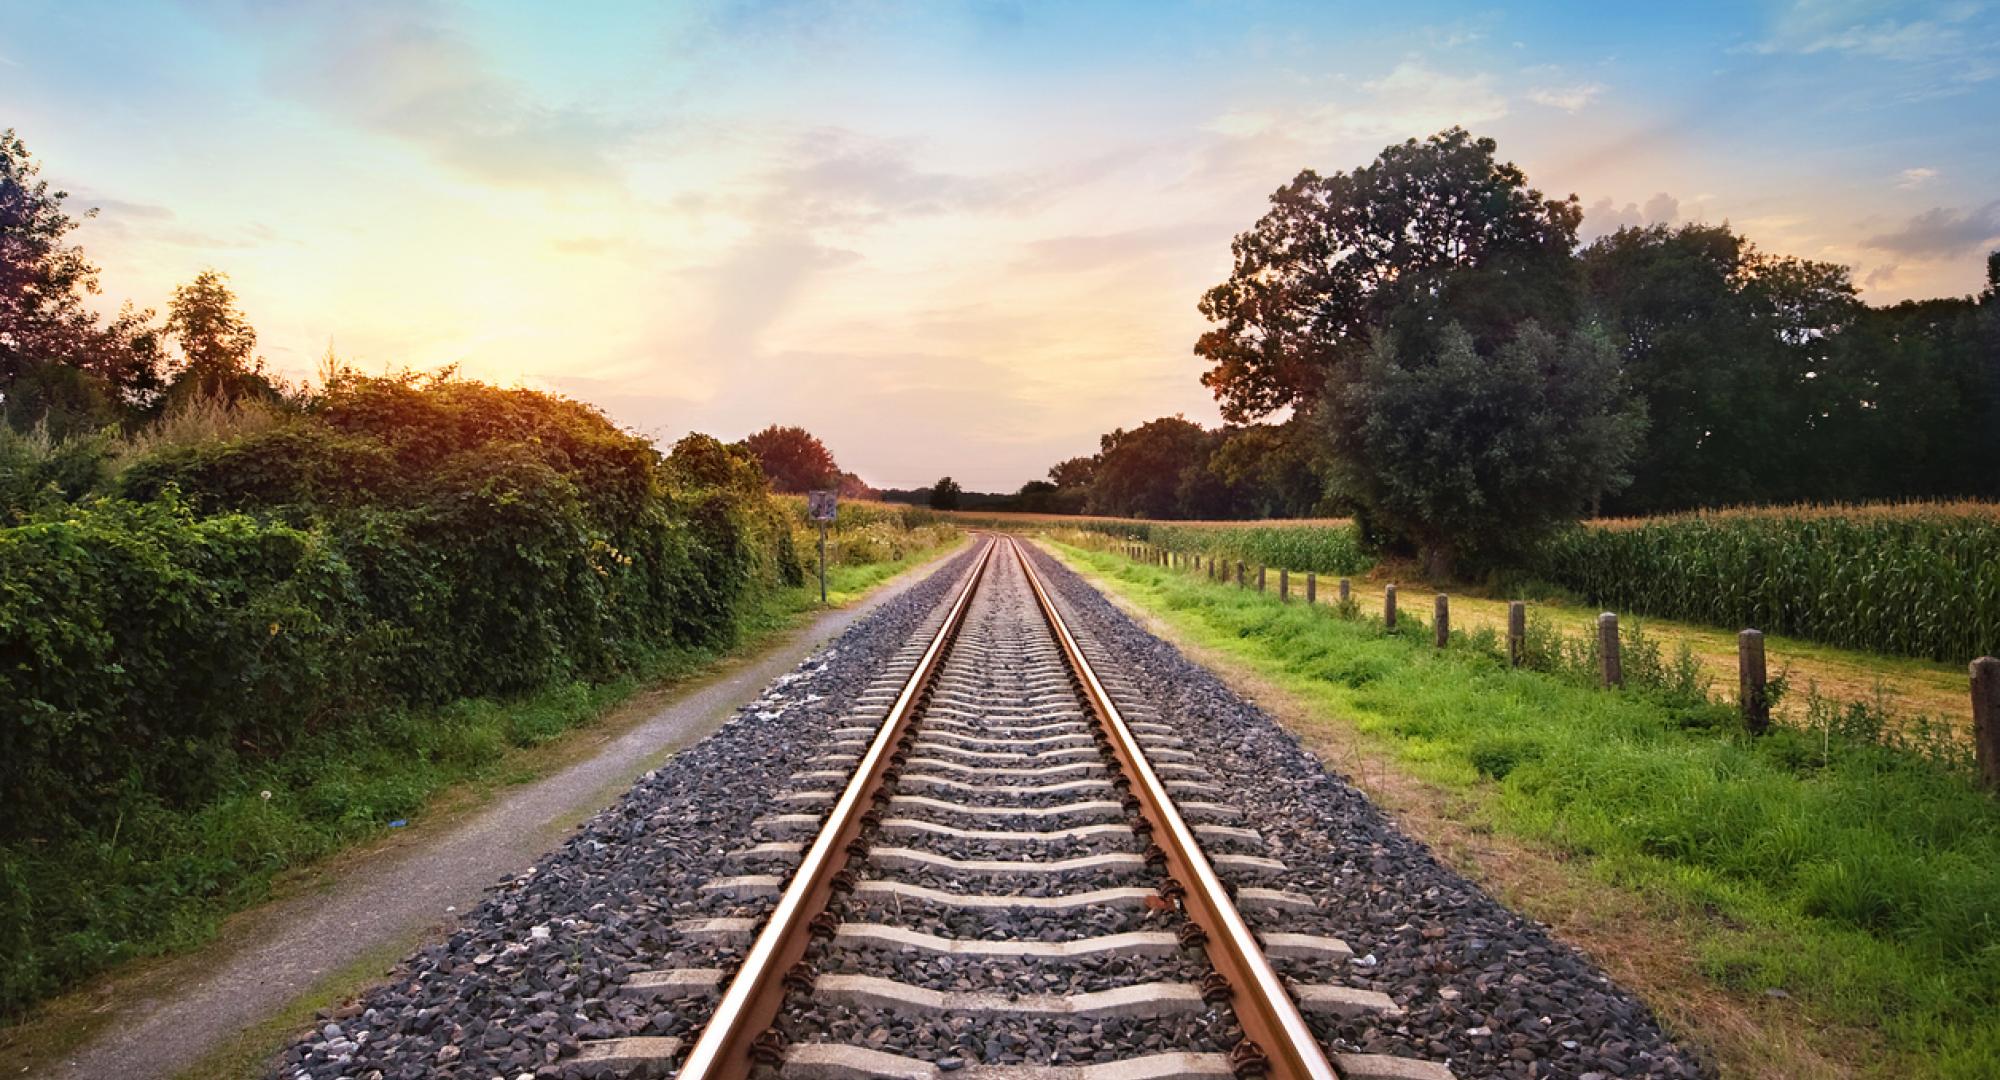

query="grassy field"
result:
[1048,541,2000,1079]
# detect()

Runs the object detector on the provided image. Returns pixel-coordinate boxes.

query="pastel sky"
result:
[8,1,1998,489]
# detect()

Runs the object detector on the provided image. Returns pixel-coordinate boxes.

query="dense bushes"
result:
[0,377,804,1012]
[1536,506,2000,663]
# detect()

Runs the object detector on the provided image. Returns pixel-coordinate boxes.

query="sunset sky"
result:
[8,1,1998,489]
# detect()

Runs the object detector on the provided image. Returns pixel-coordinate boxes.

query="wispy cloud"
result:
[1897,166,1938,188]
[1864,200,2000,257]
[1527,82,1606,112]
[199,0,631,187]
[1580,192,1681,242]
[1752,1,1998,92]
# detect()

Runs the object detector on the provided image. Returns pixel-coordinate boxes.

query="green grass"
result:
[1052,542,2000,1079]
[0,534,961,1026]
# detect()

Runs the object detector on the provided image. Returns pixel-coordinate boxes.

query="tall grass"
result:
[1538,506,2000,663]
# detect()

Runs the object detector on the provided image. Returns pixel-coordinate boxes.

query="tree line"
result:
[1001,128,1998,577]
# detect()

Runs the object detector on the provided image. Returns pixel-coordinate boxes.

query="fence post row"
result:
[1739,629,1770,735]
[1973,656,2000,791]
[1434,593,1449,648]
[1279,568,1290,602]
[1306,572,1316,606]
[1599,613,1622,688]
[1257,566,1267,593]
[1507,601,1525,668]
[1384,584,1397,629]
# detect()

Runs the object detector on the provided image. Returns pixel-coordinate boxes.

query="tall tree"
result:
[1323,322,1645,578]
[1088,416,1215,519]
[1047,455,1097,492]
[1195,128,1581,421]
[162,269,272,405]
[0,129,163,431]
[741,424,838,493]
[927,476,962,510]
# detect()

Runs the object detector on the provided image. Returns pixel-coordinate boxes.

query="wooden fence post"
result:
[1257,566,1267,592]
[1339,578,1351,605]
[1207,556,1215,580]
[1384,584,1398,629]
[1739,629,1770,735]
[1973,657,2000,790]
[1434,593,1449,648]
[1507,601,1526,668]
[1306,572,1317,605]
[1599,613,1622,688]
[1279,569,1290,602]
[1236,561,1245,588]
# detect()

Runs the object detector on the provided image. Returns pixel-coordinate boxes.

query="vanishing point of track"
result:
[577,537,1454,1080]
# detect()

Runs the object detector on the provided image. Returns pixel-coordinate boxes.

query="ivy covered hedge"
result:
[0,377,801,1009]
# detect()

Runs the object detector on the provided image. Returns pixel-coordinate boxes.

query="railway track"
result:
[577,537,1454,1080]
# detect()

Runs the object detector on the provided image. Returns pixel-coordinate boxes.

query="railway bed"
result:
[274,540,1706,1080]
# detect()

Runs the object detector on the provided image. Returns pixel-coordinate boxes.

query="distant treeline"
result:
[1008,231,1998,527]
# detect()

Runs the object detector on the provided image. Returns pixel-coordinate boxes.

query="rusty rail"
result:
[673,537,997,1080]
[1010,536,1340,1080]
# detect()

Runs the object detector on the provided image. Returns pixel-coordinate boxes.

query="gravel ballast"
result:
[271,542,1711,1079]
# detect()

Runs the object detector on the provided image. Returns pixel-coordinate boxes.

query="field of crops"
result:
[1540,504,2000,663]
[1049,519,1373,575]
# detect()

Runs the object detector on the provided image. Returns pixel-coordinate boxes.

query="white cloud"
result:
[1579,191,1681,242]
[1527,82,1606,113]
[1898,166,1939,188]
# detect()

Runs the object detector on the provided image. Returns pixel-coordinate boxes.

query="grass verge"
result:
[1048,541,2000,1080]
[0,536,960,1065]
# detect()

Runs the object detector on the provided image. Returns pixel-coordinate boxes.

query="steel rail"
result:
[674,537,998,1080]
[1009,537,1341,1080]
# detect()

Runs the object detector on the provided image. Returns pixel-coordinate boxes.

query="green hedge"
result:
[0,378,800,1013]
[1535,510,2000,663]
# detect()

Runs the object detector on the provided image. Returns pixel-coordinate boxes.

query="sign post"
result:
[807,490,838,605]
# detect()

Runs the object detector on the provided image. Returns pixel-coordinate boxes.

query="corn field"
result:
[1061,519,1374,575]
[1537,507,2000,663]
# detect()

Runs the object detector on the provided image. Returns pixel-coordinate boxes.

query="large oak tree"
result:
[1195,127,1581,422]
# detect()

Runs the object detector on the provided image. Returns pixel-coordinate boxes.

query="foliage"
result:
[1088,416,1210,517]
[742,424,839,493]
[1322,321,1645,578]
[1579,224,1997,513]
[1536,506,2000,663]
[0,376,818,1016]
[1063,544,2000,1077]
[1195,127,1581,421]
[0,129,166,434]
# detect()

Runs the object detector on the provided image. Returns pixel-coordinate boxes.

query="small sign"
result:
[807,490,838,522]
